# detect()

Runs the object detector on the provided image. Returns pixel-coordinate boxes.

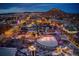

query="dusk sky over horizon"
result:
[0,3,79,14]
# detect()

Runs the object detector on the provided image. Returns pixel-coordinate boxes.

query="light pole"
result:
[28,45,36,56]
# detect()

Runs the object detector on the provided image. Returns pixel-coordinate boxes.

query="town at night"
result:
[0,3,79,56]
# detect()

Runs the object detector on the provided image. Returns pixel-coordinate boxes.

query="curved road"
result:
[1,15,79,48]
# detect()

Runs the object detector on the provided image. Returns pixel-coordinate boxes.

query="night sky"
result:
[0,3,79,14]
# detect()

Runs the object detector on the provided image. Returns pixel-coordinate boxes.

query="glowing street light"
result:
[28,45,36,56]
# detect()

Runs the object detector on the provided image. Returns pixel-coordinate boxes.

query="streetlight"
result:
[28,45,36,56]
